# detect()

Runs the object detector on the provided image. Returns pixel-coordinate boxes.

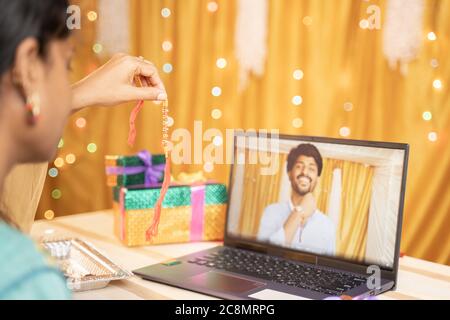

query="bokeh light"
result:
[203,161,214,173]
[359,19,369,29]
[211,108,222,120]
[87,11,98,21]
[92,43,103,54]
[51,189,62,200]
[48,168,59,178]
[161,8,171,18]
[87,143,98,153]
[166,116,174,127]
[75,117,87,128]
[427,32,437,41]
[292,118,304,129]
[44,210,55,220]
[422,111,432,121]
[339,127,351,137]
[433,79,442,90]
[54,157,65,168]
[216,58,227,69]
[66,154,76,164]
[207,1,219,12]
[344,102,354,112]
[430,59,439,68]
[303,16,313,26]
[292,95,303,106]
[293,69,304,80]
[428,131,438,142]
[162,40,173,52]
[211,86,222,97]
[213,136,223,146]
[163,63,173,73]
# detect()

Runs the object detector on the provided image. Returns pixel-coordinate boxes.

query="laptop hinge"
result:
[275,250,318,265]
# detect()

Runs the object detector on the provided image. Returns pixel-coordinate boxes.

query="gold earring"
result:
[25,93,41,125]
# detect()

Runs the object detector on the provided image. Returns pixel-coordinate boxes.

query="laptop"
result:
[134,132,409,300]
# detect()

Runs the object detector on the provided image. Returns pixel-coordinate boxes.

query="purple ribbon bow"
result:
[106,150,165,186]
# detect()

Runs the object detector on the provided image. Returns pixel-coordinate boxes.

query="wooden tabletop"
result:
[30,211,450,300]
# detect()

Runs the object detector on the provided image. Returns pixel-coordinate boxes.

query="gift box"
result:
[105,150,166,187]
[112,182,228,246]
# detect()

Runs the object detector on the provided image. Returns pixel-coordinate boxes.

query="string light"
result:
[166,116,174,127]
[162,40,173,52]
[303,16,313,26]
[292,95,303,106]
[293,69,304,80]
[213,136,223,146]
[58,139,64,149]
[430,59,439,68]
[92,43,103,54]
[211,108,222,119]
[66,154,76,164]
[87,11,98,21]
[422,111,432,121]
[207,1,219,12]
[163,63,173,73]
[292,118,304,129]
[427,32,437,41]
[428,131,438,142]
[87,143,97,153]
[433,79,442,90]
[54,157,65,168]
[344,102,354,112]
[211,86,222,97]
[44,210,55,220]
[51,189,62,200]
[48,168,59,178]
[216,58,227,69]
[161,8,171,18]
[75,117,87,128]
[359,19,369,29]
[339,127,351,137]
[204,161,214,173]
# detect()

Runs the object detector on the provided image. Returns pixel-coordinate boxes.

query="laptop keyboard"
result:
[187,247,367,296]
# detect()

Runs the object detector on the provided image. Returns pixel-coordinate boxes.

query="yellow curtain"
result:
[338,162,374,261]
[238,151,285,237]
[36,0,450,265]
[314,158,340,214]
[315,159,374,261]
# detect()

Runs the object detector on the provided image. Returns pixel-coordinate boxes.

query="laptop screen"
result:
[226,134,407,270]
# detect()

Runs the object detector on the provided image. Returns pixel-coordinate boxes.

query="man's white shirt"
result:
[257,201,336,256]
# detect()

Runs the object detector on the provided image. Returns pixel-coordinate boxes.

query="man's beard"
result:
[291,174,313,196]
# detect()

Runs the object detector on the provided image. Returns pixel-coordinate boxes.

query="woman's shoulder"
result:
[0,222,71,299]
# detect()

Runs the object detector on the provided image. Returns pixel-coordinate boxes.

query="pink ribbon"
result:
[190,185,205,242]
[119,188,126,241]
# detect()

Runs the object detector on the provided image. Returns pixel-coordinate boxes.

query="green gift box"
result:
[105,150,166,187]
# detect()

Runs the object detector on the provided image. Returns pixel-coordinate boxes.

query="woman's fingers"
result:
[134,59,166,92]
[128,86,167,102]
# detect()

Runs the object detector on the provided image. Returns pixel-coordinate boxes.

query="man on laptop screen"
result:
[257,143,336,256]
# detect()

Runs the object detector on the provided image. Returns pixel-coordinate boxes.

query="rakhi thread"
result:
[128,100,144,147]
[146,100,171,242]
[128,76,146,147]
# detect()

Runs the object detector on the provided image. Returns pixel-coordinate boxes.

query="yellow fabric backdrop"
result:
[37,0,449,265]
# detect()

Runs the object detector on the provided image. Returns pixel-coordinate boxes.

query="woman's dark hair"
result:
[0,0,70,226]
[287,143,323,176]
[0,0,71,76]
